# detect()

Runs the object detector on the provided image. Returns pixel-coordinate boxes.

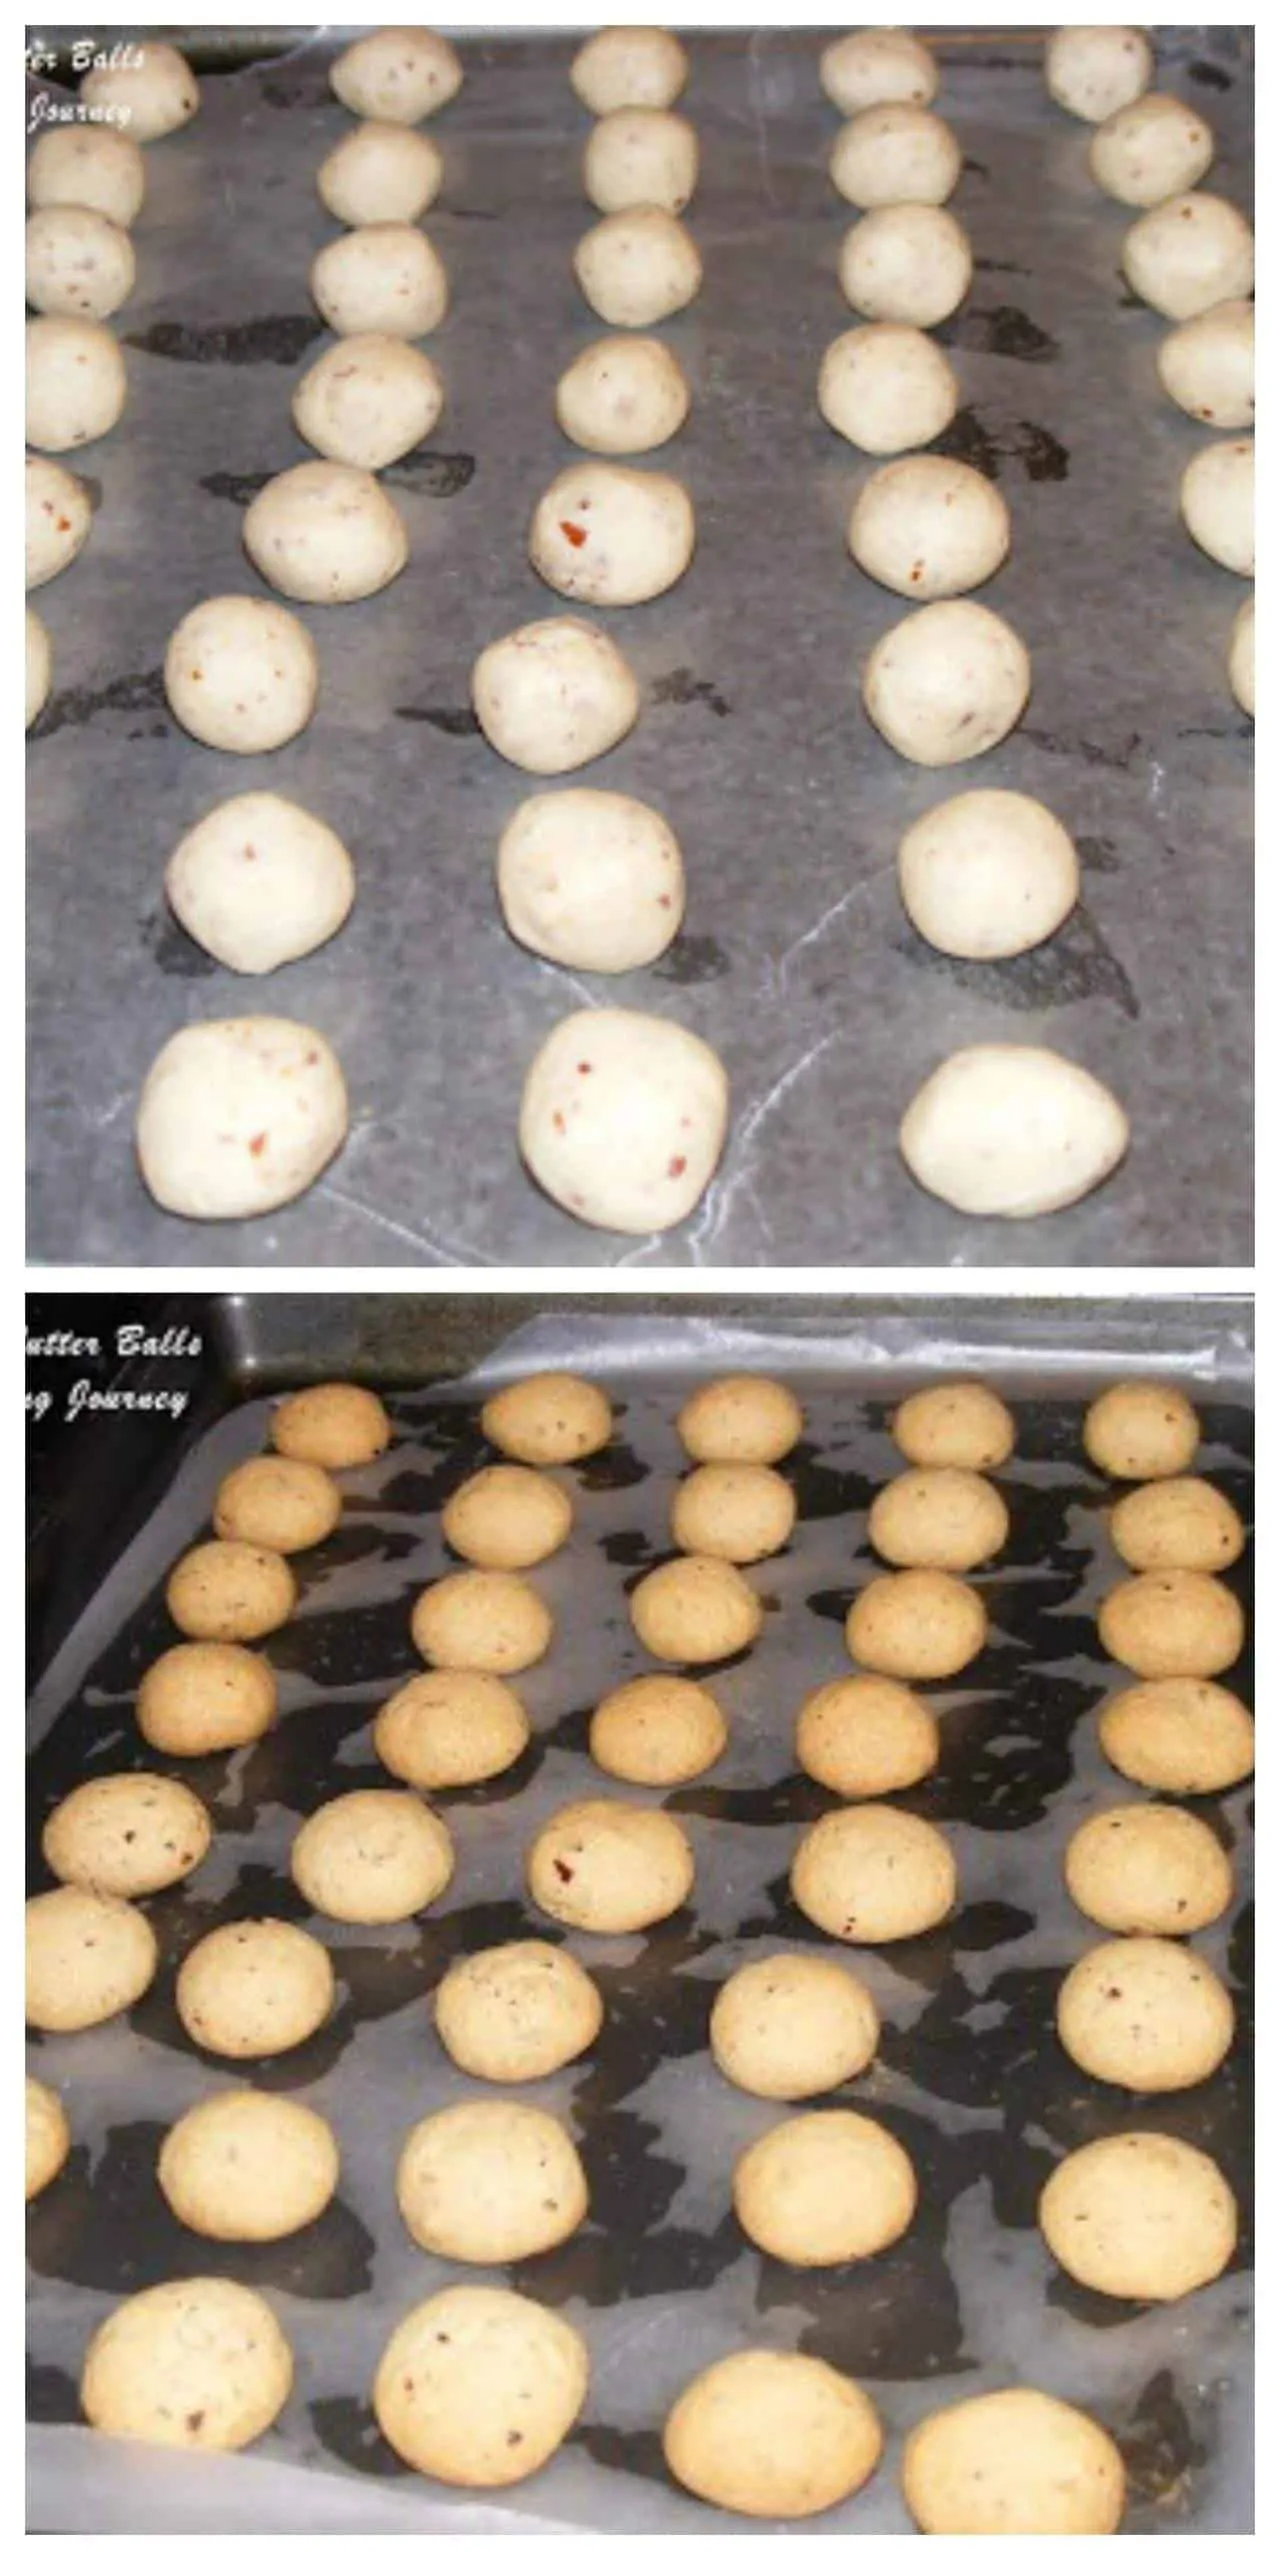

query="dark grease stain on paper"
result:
[142,907,218,979]
[934,407,1069,482]
[936,302,1060,364]
[126,316,325,366]
[650,668,732,717]
[652,934,732,986]
[894,903,1140,1020]
[385,451,476,497]
[36,668,168,738]
[395,704,482,735]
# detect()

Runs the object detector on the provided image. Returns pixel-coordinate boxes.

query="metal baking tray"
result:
[25,29,1253,1268]
[26,1299,1253,2532]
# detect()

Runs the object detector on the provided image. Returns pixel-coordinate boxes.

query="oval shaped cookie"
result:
[891,1380,1014,1470]
[136,1641,277,1755]
[81,2278,292,2450]
[677,1373,804,1464]
[176,1918,334,2059]
[629,1554,762,1664]
[1097,1570,1244,1679]
[1108,1476,1244,1573]
[26,1886,157,2032]
[42,1773,211,1899]
[1098,1677,1254,1793]
[710,1952,879,2099]
[165,1540,296,1642]
[527,1798,693,1933]
[373,2286,588,2487]
[845,1568,987,1680]
[795,1674,939,1797]
[410,1570,553,1674]
[868,1466,1008,1571]
[903,2386,1125,2534]
[664,2349,883,2520]
[396,2099,588,2262]
[1056,1935,1234,2090]
[213,1453,341,1553]
[733,2108,916,2266]
[1084,1379,1200,1478]
[1063,1802,1232,1934]
[792,1804,956,1943]
[374,1667,530,1788]
[1038,2129,1237,2300]
[291,1790,455,1923]
[671,1463,796,1562]
[480,1371,612,1464]
[270,1380,391,1469]
[442,1465,572,1570]
[589,1673,728,1784]
[434,1941,603,2083]
[159,2090,339,2241]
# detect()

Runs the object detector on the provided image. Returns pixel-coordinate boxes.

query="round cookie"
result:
[1180,437,1253,577]
[25,205,136,321]
[213,1454,340,1554]
[589,1673,727,1784]
[26,454,93,589]
[497,786,685,974]
[710,1952,879,2099]
[796,1674,938,1798]
[244,461,409,605]
[1097,1570,1244,1679]
[310,223,449,340]
[411,1569,552,1674]
[292,332,444,472]
[42,1773,211,1899]
[845,1569,987,1680]
[891,1380,1015,1470]
[521,1006,729,1234]
[571,26,688,113]
[792,1805,956,1943]
[555,334,689,455]
[165,791,355,976]
[733,2108,916,2266]
[1064,1802,1232,1935]
[671,1463,796,1562]
[1109,1476,1244,1573]
[863,598,1030,766]
[396,2099,587,2262]
[529,461,695,608]
[26,607,51,729]
[472,618,640,774]
[629,1554,763,1664]
[330,27,462,123]
[1229,595,1255,716]
[677,1373,803,1464]
[374,1668,530,1788]
[270,1381,391,1470]
[158,2091,339,2241]
[317,120,442,226]
[27,125,147,228]
[26,314,127,451]
[527,1798,693,1933]
[176,1918,334,2059]
[897,788,1079,960]
[1038,2130,1237,2301]
[849,455,1010,601]
[1089,92,1214,207]
[902,2387,1126,2535]
[664,2349,883,2521]
[1157,297,1254,428]
[868,1467,1008,1571]
[574,207,702,328]
[838,203,973,328]
[481,1370,612,1465]
[1056,1936,1234,2091]
[818,321,958,456]
[1099,1677,1254,1794]
[137,1641,277,1755]
[81,2279,291,2453]
[434,1940,603,2083]
[821,29,938,113]
[26,2077,71,2200]
[1122,192,1254,322]
[373,2286,588,2487]
[164,597,318,754]
[1084,1380,1200,1479]
[291,1790,455,1924]
[26,1886,157,2032]
[829,105,961,211]
[583,106,699,217]
[166,1539,296,1642]
[1045,24,1152,122]
[442,1465,572,1570]
[79,39,199,139]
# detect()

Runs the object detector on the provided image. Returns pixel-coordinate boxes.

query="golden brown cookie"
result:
[136,1641,277,1755]
[890,1380,1015,1470]
[1108,1475,1245,1573]
[527,1798,693,1931]
[664,2349,883,2520]
[396,2098,588,2261]
[374,1667,530,1787]
[158,2090,339,2240]
[176,1917,334,2058]
[270,1379,391,1468]
[1064,1802,1232,1933]
[373,2286,589,2486]
[411,1568,553,1673]
[733,2108,916,2266]
[1098,1677,1254,1792]
[1097,1570,1244,1678]
[846,1568,987,1679]
[434,1940,604,2082]
[213,1452,341,1553]
[480,1370,612,1464]
[902,2387,1125,2534]
[868,1467,1008,1570]
[1083,1379,1200,1478]
[795,1674,939,1796]
[26,1886,158,2031]
[671,1463,796,1561]
[676,1372,804,1463]
[290,1790,455,1922]
[629,1554,763,1663]
[710,1952,879,2098]
[792,1804,956,1942]
[1038,2130,1237,2300]
[81,2277,293,2450]
[1056,1935,1234,2090]
[42,1773,212,1898]
[166,1539,296,1641]
[26,2076,70,2199]
[442,1464,573,1569]
[589,1672,727,1783]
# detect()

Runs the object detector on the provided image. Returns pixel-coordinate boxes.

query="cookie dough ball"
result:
[846,1569,987,1680]
[1123,191,1254,320]
[665,2350,883,2522]
[443,1465,572,1570]
[574,207,702,327]
[26,608,51,730]
[1038,2130,1237,2301]
[584,107,698,216]
[80,40,199,141]
[26,1886,157,2031]
[137,1641,277,1755]
[310,223,449,339]
[26,455,92,589]
[159,2091,339,2241]
[42,1774,211,1899]
[868,1466,1009,1571]
[819,322,958,455]
[903,2388,1126,2535]
[677,1373,803,1464]
[26,2077,70,2200]
[1157,296,1254,427]
[520,1006,729,1234]
[630,1554,762,1663]
[25,205,135,320]
[374,2287,588,2487]
[1045,25,1152,123]
[898,788,1079,959]
[710,1952,879,2099]
[164,596,318,754]
[1229,594,1254,716]
[850,456,1009,602]
[411,1569,552,1674]
[830,106,961,211]
[214,1453,341,1553]
[672,1463,796,1562]
[473,618,640,774]
[375,1667,530,1787]
[498,788,685,974]
[176,1918,334,2059]
[1084,1379,1200,1479]
[271,1381,391,1470]
[397,2100,587,2261]
[900,1045,1129,1218]
[571,26,688,113]
[481,1371,612,1465]
[1109,1476,1245,1573]
[1180,437,1253,577]
[1056,1936,1234,2091]
[1090,92,1214,207]
[317,120,442,225]
[82,2280,290,2454]
[136,1019,348,1221]
[555,333,690,455]
[1099,1677,1254,1794]
[166,791,355,977]
[244,461,409,605]
[796,1674,939,1798]
[292,332,444,471]
[589,1673,727,1783]
[734,2108,916,2266]
[330,28,462,123]
[166,1539,296,1641]
[892,1380,1014,1470]
[26,314,127,450]
[292,1790,455,1923]
[529,461,695,607]
[527,1798,693,1932]
[27,125,147,228]
[1097,1570,1244,1679]
[864,598,1030,765]
[1064,1802,1232,1934]
[792,1804,957,1943]
[839,204,972,328]
[434,1940,603,2082]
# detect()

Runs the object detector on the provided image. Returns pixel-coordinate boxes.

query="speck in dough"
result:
[868,1466,1008,1571]
[375,1667,530,1787]
[166,791,355,976]
[733,2108,916,2266]
[442,1465,572,1569]
[830,105,961,209]
[271,1381,391,1469]
[845,1568,986,1680]
[900,1044,1130,1218]
[520,1006,729,1234]
[1097,1569,1244,1679]
[176,1917,334,2058]
[892,1380,1014,1469]
[671,1463,796,1561]
[1098,1676,1253,1794]
[1089,92,1214,206]
[584,108,698,215]
[79,39,199,139]
[710,1952,879,2099]
[1123,192,1254,320]
[481,1371,612,1464]
[498,788,685,974]
[555,334,690,455]
[898,788,1079,960]
[1084,1379,1200,1478]
[137,1641,277,1754]
[1109,1475,1244,1573]
[213,1453,340,1552]
[574,207,702,327]
[819,322,958,455]
[291,1790,455,1923]
[330,29,462,123]
[473,617,640,774]
[629,1553,762,1663]
[796,1674,939,1797]
[26,314,127,451]
[792,1803,957,1943]
[664,2349,883,2521]
[527,1798,693,1932]
[292,333,444,472]
[1064,1801,1232,1934]
[81,2279,291,2454]
[902,2388,1126,2535]
[159,2090,339,2241]
[839,204,972,328]
[26,609,51,728]
[373,2287,588,2488]
[26,1887,158,2031]
[42,1773,211,1898]
[317,120,442,225]
[136,1019,348,1220]
[864,597,1029,765]
[571,26,688,113]
[26,2077,71,2200]
[1038,2130,1237,2300]
[164,596,318,753]
[25,206,135,319]
[528,462,694,607]
[396,2099,587,2261]
[1157,297,1253,426]
[677,1373,804,1463]
[310,223,449,338]
[27,125,147,228]
[589,1673,727,1783]
[412,1570,552,1674]
[434,1940,603,2082]
[244,462,409,604]
[1045,25,1152,123]
[1056,1935,1234,2090]
[165,1539,296,1641]
[1180,437,1253,576]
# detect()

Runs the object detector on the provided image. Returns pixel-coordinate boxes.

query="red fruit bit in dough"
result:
[249,1133,268,1157]
[560,521,588,548]
[668,1156,687,1178]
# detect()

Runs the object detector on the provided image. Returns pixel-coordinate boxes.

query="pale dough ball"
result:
[678,1373,803,1464]
[830,106,961,211]
[818,322,958,455]
[26,1887,157,2031]
[376,1668,530,1787]
[899,787,1079,959]
[664,2350,884,2522]
[792,1804,957,1943]
[27,125,147,228]
[892,1380,1014,1469]
[864,598,1030,765]
[26,455,92,590]
[166,791,355,977]
[473,617,640,774]
[374,2287,588,2487]
[292,1789,455,1922]
[528,461,695,607]
[629,1553,762,1663]
[903,2388,1126,2535]
[1229,595,1254,715]
[166,1539,295,1641]
[317,120,442,226]
[672,1463,796,1562]
[136,1019,348,1220]
[796,1674,939,1797]
[26,2077,71,2200]
[164,596,318,754]
[137,1641,277,1754]
[79,41,199,140]
[868,1466,1009,1571]
[555,333,690,455]
[26,314,127,451]
[213,1452,341,1552]
[244,461,409,604]
[823,28,937,112]
[845,1568,986,1680]
[1109,1476,1244,1573]
[574,207,702,327]
[176,1918,334,2058]
[481,1372,613,1464]
[26,608,51,730]
[1056,1935,1234,2090]
[159,2091,339,2241]
[442,1464,573,1569]
[397,2099,587,2261]
[900,1044,1130,1218]
[330,29,463,123]
[839,204,972,328]
[292,332,444,471]
[850,456,1010,602]
[584,108,698,215]
[434,1940,603,2081]
[734,2108,917,2266]
[271,1381,391,1469]
[1098,1677,1254,1794]
[42,1773,211,1898]
[25,205,135,320]
[1180,436,1253,577]
[571,27,688,113]
[310,223,449,339]
[1157,297,1254,427]
[1084,1379,1200,1478]
[1045,25,1153,123]
[1090,92,1214,207]
[82,2280,291,2454]
[589,1672,727,1783]
[498,788,685,974]
[1123,192,1254,320]
[1097,1569,1244,1679]
[710,1952,879,2098]
[411,1569,552,1674]
[527,1798,693,1931]
[1038,2130,1237,2301]
[520,1006,729,1234]
[1064,1801,1232,1934]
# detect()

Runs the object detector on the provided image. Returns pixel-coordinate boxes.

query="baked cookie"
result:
[411,1569,553,1674]
[795,1674,938,1797]
[891,1380,1015,1470]
[1098,1677,1254,1793]
[374,1667,530,1788]
[26,2076,70,2199]
[845,1569,987,1679]
[434,1940,603,2081]
[166,1540,296,1642]
[159,2090,339,2240]
[373,2285,588,2486]
[676,1372,804,1464]
[26,1886,157,2031]
[1064,1802,1232,1934]
[671,1463,796,1562]
[270,1380,391,1469]
[1056,1935,1234,2090]
[792,1804,957,1943]
[868,1467,1008,1571]
[480,1370,612,1465]
[81,2277,292,2450]
[902,2387,1125,2535]
[291,1790,455,1922]
[42,1773,211,1899]
[396,2098,588,2261]
[442,1465,573,1569]
[710,1952,879,2098]
[1038,2129,1237,2300]
[213,1454,341,1554]
[664,2349,883,2520]
[629,1554,763,1663]
[176,1918,334,2058]
[527,1798,693,1932]
[589,1672,727,1783]
[733,2108,916,2266]
[136,1641,277,1755]
[1097,1570,1244,1679]
[1083,1380,1200,1479]
[1108,1476,1245,1573]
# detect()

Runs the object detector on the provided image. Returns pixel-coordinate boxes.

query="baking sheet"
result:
[25,28,1253,1268]
[27,1310,1253,2532]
